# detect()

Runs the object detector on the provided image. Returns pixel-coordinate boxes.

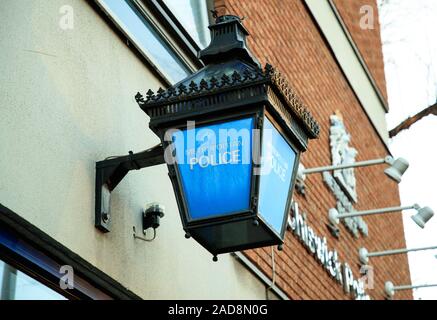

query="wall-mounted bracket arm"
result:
[95,143,165,232]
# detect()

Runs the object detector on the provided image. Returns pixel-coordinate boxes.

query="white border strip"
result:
[95,0,195,84]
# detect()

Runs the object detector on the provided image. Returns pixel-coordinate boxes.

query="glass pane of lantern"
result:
[258,118,296,235]
[172,117,254,220]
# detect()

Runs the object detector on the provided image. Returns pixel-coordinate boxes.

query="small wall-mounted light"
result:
[328,204,434,229]
[297,156,409,188]
[383,157,409,183]
[132,203,166,242]
[359,244,437,265]
[142,203,165,232]
[411,206,434,228]
[384,281,437,299]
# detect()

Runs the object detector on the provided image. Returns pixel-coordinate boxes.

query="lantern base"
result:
[185,217,283,256]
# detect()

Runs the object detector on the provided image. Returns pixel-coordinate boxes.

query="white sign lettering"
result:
[289,202,370,300]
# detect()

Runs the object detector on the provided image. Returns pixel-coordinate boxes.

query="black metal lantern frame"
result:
[135,65,319,257]
[95,14,319,260]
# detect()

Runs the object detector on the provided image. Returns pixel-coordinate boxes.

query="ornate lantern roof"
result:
[135,15,320,148]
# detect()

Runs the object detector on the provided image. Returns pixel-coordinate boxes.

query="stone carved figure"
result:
[329,114,358,203]
[343,146,358,190]
[323,115,367,237]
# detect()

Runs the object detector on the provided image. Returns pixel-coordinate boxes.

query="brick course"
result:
[215,0,411,300]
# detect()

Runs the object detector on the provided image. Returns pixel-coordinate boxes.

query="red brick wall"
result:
[332,0,388,104]
[215,0,411,300]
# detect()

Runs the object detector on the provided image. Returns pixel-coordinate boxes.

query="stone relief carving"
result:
[323,172,367,238]
[325,114,368,238]
[329,114,358,203]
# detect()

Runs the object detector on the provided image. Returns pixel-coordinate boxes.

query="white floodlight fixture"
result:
[297,156,409,183]
[384,281,437,299]
[411,206,434,228]
[383,157,409,183]
[359,245,437,265]
[328,204,434,229]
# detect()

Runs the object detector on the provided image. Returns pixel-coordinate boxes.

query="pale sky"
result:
[378,0,437,300]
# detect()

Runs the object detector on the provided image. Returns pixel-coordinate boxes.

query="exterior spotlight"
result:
[96,14,320,260]
[295,163,307,194]
[383,157,409,183]
[328,208,340,225]
[297,156,408,183]
[328,204,434,229]
[143,203,165,232]
[384,281,437,299]
[359,244,437,265]
[411,206,434,228]
[384,281,395,299]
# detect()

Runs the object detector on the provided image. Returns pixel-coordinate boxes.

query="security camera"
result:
[142,203,165,233]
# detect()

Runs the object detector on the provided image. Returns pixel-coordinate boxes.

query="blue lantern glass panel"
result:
[258,118,296,235]
[172,118,254,220]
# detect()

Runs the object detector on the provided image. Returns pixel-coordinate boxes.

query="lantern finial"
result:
[198,12,259,67]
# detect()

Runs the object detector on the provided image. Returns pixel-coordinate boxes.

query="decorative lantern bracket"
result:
[95,143,165,232]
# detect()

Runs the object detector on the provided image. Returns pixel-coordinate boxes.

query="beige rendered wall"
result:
[0,0,270,299]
